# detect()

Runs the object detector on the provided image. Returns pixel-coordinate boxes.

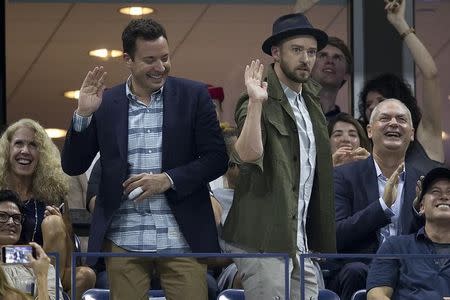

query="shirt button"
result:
[147,129,150,133]
[148,150,152,154]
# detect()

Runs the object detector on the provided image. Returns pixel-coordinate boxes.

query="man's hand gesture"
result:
[383,163,404,208]
[77,66,107,117]
[413,176,425,214]
[245,60,268,104]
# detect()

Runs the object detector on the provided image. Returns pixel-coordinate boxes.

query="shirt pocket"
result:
[267,117,290,137]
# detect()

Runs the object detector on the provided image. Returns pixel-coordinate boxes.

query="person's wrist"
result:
[34,271,48,279]
[393,20,409,34]
[248,99,264,109]
[400,27,415,40]
[76,108,93,117]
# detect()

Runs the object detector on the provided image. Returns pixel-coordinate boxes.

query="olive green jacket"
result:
[222,65,336,255]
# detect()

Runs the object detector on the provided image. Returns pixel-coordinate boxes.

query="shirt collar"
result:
[125,75,163,102]
[416,227,430,241]
[280,82,302,100]
[373,158,406,181]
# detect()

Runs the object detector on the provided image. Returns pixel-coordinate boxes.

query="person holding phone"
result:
[0,189,63,300]
[0,119,96,300]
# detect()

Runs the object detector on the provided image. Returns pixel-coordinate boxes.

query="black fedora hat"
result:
[262,13,328,55]
[419,167,450,203]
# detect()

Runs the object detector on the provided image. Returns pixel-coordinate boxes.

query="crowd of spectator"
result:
[0,0,448,299]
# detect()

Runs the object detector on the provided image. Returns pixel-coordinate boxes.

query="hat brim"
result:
[262,28,328,56]
[419,167,450,202]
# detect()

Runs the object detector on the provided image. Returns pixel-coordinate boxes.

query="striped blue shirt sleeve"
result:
[72,112,92,132]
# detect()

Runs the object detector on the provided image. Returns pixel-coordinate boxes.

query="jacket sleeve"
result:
[164,85,228,199]
[334,167,391,252]
[61,116,99,176]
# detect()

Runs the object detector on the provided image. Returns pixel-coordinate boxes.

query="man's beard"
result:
[279,60,310,83]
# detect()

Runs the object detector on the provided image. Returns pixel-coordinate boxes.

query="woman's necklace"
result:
[31,199,38,242]
[24,198,38,242]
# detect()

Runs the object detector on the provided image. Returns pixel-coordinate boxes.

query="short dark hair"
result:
[358,73,421,130]
[122,18,168,59]
[0,189,23,214]
[328,112,371,152]
[327,36,352,74]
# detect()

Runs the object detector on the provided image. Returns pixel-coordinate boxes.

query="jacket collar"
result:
[266,64,322,123]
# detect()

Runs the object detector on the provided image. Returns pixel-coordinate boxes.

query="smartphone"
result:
[58,202,65,214]
[1,245,36,264]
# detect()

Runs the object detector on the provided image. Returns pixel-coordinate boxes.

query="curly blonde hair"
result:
[0,119,69,205]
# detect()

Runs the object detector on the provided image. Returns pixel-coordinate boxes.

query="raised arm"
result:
[293,0,320,13]
[234,60,268,162]
[385,0,443,162]
[77,66,107,117]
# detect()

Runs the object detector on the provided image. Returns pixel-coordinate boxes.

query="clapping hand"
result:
[332,146,370,167]
[77,66,107,117]
[383,163,404,208]
[413,176,425,214]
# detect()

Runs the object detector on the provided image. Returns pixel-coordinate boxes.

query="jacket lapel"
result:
[113,84,129,161]
[161,77,175,171]
[266,66,295,122]
[364,157,380,205]
[400,163,418,234]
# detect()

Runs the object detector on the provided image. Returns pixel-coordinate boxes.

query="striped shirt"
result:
[73,76,189,253]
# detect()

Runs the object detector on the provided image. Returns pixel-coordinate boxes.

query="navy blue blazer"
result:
[334,156,423,254]
[61,77,228,263]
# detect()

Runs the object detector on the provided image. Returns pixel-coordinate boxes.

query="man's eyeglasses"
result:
[0,211,23,225]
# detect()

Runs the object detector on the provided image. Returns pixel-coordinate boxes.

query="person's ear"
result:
[367,124,373,139]
[123,53,133,67]
[271,46,280,62]
[419,200,425,215]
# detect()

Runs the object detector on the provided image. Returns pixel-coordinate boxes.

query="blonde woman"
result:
[0,119,95,300]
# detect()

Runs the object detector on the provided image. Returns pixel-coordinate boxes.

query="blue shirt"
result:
[367,227,450,299]
[374,160,406,242]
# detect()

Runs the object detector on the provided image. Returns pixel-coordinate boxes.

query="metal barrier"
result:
[70,251,290,300]
[299,252,450,300]
[46,252,61,300]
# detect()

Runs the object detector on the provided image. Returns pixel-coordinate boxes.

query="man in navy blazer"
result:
[328,99,423,300]
[61,18,227,300]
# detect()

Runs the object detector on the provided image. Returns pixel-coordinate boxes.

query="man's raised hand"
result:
[77,66,107,117]
[245,60,268,104]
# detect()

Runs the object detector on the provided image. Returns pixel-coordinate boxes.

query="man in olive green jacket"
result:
[222,13,336,300]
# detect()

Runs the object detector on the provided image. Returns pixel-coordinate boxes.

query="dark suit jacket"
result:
[334,156,422,254]
[61,77,228,264]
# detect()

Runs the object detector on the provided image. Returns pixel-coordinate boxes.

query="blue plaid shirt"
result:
[73,77,190,253]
